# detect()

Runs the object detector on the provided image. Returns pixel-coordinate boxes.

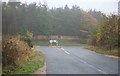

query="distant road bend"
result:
[35,46,118,74]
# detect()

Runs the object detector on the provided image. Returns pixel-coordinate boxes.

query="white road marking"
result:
[62,48,107,74]
[78,58,107,74]
[61,48,65,51]
[59,47,107,74]
[64,51,70,55]
[37,46,107,74]
[61,48,70,55]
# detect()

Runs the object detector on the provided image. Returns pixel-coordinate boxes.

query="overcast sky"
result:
[2,0,119,15]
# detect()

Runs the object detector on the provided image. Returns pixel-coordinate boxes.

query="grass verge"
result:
[32,41,86,46]
[32,41,49,46]
[15,51,45,74]
[86,46,119,57]
[59,41,86,46]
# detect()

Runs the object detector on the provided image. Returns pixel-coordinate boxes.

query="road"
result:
[35,46,118,74]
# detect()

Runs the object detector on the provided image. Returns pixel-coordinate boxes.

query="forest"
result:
[2,1,119,51]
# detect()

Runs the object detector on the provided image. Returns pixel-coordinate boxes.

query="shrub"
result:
[19,30,33,48]
[2,36,34,73]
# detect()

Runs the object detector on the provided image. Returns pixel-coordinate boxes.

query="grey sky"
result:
[2,0,119,15]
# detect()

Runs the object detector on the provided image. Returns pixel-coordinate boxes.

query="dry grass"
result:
[3,36,45,74]
[15,51,45,74]
[2,36,34,74]
[86,46,119,57]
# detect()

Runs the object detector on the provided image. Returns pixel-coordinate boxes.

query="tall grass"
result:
[87,46,119,57]
[2,36,45,74]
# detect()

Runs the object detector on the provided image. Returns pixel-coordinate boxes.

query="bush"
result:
[15,51,45,74]
[19,30,33,48]
[2,36,34,73]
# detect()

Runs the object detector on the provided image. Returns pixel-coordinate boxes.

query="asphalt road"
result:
[35,46,118,74]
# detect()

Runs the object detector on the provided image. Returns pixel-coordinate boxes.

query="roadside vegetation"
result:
[88,15,119,57]
[86,46,118,57]
[60,41,86,46]
[2,31,45,74]
[32,41,50,46]
[15,51,44,74]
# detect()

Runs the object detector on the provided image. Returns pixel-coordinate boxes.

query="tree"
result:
[2,1,104,43]
[95,15,118,50]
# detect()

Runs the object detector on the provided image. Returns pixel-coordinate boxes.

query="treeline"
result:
[2,2,103,39]
[2,1,119,49]
[88,15,119,50]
